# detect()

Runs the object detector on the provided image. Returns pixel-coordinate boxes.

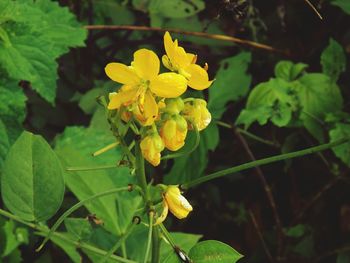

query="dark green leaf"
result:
[329,123,350,166]
[321,38,346,82]
[209,52,252,119]
[149,0,205,18]
[64,218,93,241]
[188,240,243,263]
[274,60,308,81]
[1,131,65,221]
[331,0,350,14]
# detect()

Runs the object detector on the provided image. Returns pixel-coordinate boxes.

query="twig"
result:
[84,25,290,55]
[304,0,323,20]
[233,127,284,261]
[249,210,275,263]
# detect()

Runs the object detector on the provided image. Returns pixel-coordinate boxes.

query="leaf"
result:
[208,52,252,119]
[1,220,28,257]
[0,81,27,143]
[331,0,350,15]
[94,0,135,25]
[64,218,93,241]
[0,0,87,103]
[1,131,65,221]
[337,252,350,263]
[160,232,202,262]
[188,240,243,263]
[236,78,296,128]
[321,38,346,82]
[54,126,141,235]
[274,60,308,81]
[149,0,205,18]
[329,123,350,166]
[294,73,343,141]
[165,122,219,184]
[0,120,10,168]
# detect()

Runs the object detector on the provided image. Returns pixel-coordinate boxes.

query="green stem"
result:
[66,164,118,171]
[182,136,350,189]
[93,142,119,156]
[143,211,154,263]
[37,187,131,251]
[151,226,160,263]
[159,223,176,248]
[216,121,278,147]
[98,219,138,263]
[0,209,136,263]
[135,141,150,203]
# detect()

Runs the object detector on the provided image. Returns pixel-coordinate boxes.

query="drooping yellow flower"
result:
[160,115,188,151]
[140,133,165,166]
[105,48,187,126]
[183,99,212,131]
[165,185,193,219]
[162,31,213,90]
[155,185,193,225]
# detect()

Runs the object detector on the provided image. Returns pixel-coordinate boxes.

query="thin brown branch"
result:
[233,126,284,261]
[249,210,275,263]
[84,25,290,55]
[304,0,323,20]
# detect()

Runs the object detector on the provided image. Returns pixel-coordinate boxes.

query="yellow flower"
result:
[162,31,213,90]
[183,99,211,131]
[105,48,187,126]
[140,133,165,166]
[160,115,188,151]
[155,185,193,225]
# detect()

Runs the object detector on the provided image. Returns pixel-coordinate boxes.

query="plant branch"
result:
[84,25,290,55]
[181,136,350,189]
[0,209,136,263]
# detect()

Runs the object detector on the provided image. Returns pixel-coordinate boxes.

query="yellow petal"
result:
[164,32,190,69]
[186,64,213,90]
[162,55,174,71]
[108,87,139,109]
[105,63,140,85]
[150,73,187,98]
[142,90,159,126]
[164,31,177,64]
[165,186,193,219]
[132,49,160,81]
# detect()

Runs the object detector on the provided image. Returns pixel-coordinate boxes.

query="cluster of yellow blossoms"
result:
[105,32,213,167]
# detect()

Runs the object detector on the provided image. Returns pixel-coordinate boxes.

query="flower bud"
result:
[160,115,188,151]
[164,185,193,219]
[183,99,211,131]
[140,133,164,166]
[163,98,185,115]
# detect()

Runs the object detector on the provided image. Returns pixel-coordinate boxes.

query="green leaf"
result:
[321,38,346,82]
[331,0,350,14]
[1,131,65,221]
[54,126,141,235]
[94,0,135,25]
[208,52,252,119]
[295,73,343,141]
[329,123,350,166]
[64,218,93,241]
[188,240,243,263]
[0,0,87,103]
[337,252,350,263]
[236,78,296,128]
[1,220,28,258]
[0,81,27,143]
[165,122,219,184]
[285,224,307,238]
[274,60,308,81]
[149,0,205,18]
[0,119,10,168]
[160,232,202,262]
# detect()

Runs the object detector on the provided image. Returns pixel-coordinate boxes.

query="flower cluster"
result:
[105,32,213,166]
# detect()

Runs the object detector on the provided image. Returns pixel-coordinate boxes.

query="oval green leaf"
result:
[1,131,64,221]
[188,240,243,263]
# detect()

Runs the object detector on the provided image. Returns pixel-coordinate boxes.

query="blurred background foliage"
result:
[1,0,350,262]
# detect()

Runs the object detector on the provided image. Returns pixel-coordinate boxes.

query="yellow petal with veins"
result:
[108,87,139,109]
[142,90,159,126]
[164,31,177,64]
[105,63,140,85]
[186,63,213,90]
[164,186,193,219]
[132,49,160,81]
[150,73,187,98]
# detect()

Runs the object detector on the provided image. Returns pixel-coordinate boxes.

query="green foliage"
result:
[188,240,243,263]
[274,61,308,81]
[0,0,86,104]
[209,52,252,119]
[321,38,346,82]
[0,219,28,259]
[64,218,93,241]
[1,131,65,221]
[331,0,350,14]
[329,123,350,166]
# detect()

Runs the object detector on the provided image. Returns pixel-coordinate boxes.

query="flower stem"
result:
[182,136,350,189]
[0,208,136,263]
[151,226,161,263]
[143,211,154,263]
